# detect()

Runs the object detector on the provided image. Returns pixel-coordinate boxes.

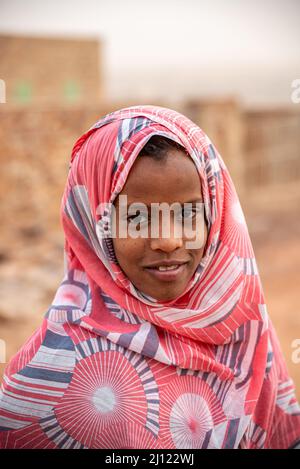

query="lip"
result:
[144,263,188,281]
[144,260,189,268]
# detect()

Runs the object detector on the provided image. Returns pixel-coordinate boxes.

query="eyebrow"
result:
[126,198,204,207]
[183,198,204,204]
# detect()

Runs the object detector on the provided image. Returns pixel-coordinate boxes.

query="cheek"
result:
[112,238,145,266]
[199,223,208,255]
[112,238,128,263]
[188,223,208,261]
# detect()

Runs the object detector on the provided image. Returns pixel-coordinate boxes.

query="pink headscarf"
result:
[1,105,300,449]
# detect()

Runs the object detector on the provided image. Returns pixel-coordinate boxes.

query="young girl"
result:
[0,105,299,449]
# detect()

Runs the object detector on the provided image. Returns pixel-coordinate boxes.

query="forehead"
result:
[115,150,202,205]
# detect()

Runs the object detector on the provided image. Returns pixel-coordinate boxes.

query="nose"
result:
[149,218,183,252]
[150,236,183,252]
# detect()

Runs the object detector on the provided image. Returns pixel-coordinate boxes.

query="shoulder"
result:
[0,318,76,432]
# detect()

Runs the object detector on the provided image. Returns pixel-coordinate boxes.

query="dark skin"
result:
[112,149,208,302]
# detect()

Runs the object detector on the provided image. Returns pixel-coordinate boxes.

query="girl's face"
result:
[112,148,208,302]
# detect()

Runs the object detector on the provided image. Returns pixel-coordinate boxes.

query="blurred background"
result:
[0,0,299,397]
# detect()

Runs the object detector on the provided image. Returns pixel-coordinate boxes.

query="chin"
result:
[156,290,183,302]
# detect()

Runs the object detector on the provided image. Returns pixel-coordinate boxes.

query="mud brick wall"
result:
[0,105,126,244]
[0,35,102,105]
[185,99,300,195]
[244,109,300,188]
[184,98,246,195]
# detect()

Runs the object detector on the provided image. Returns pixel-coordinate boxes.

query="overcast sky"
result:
[0,0,299,105]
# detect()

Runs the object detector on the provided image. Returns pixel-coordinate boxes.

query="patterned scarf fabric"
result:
[0,105,300,449]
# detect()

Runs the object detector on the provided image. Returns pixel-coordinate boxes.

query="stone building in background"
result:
[0,34,102,105]
[244,108,300,188]
[184,99,300,198]
[184,98,245,196]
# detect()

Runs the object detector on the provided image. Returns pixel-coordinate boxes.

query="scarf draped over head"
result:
[1,105,300,449]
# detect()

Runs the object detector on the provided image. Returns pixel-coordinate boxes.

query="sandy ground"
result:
[0,184,300,401]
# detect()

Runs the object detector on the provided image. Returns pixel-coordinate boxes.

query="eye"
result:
[178,208,199,220]
[127,211,149,224]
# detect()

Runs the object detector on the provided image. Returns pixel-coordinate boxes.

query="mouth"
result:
[144,263,188,281]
